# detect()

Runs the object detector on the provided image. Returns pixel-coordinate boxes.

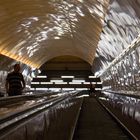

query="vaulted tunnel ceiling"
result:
[0,0,140,74]
[0,0,109,69]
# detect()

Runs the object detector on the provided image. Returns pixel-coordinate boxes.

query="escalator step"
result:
[73,97,131,140]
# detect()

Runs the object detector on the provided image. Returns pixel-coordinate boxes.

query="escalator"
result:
[0,91,82,140]
[73,97,135,140]
[0,91,137,140]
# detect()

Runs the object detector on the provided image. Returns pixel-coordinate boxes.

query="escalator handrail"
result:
[0,91,79,131]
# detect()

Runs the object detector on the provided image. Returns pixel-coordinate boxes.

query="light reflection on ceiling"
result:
[94,0,140,73]
[1,0,139,74]
[0,0,109,68]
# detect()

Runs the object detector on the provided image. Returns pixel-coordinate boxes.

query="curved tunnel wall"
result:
[93,0,140,73]
[98,33,140,135]
[100,34,140,95]
[93,0,140,95]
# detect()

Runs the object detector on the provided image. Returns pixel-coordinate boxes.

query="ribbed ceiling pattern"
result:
[0,0,109,68]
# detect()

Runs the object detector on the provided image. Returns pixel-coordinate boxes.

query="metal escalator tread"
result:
[73,97,131,140]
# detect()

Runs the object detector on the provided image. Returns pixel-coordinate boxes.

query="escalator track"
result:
[73,97,135,140]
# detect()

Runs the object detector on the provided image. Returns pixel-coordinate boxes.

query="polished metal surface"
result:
[94,0,140,73]
[96,0,140,96]
[0,91,82,140]
[99,91,140,139]
[101,35,140,95]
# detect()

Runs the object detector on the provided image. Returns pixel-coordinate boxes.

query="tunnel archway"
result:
[40,55,92,71]
[32,55,98,90]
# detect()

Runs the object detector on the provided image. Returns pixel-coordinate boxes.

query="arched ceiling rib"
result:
[0,0,109,68]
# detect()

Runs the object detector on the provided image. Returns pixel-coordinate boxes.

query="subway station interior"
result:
[0,0,140,139]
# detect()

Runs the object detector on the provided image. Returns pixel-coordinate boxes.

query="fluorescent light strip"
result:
[31,82,39,84]
[50,80,63,82]
[35,88,48,90]
[41,82,53,84]
[92,82,96,84]
[76,88,88,90]
[61,76,74,78]
[72,80,85,82]
[89,76,96,78]
[30,88,35,90]
[95,88,102,90]
[62,88,75,90]
[83,82,90,84]
[69,82,82,84]
[37,75,47,78]
[55,82,67,84]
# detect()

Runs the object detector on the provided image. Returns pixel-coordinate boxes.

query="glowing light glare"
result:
[26,85,30,88]
[0,50,39,68]
[61,76,74,78]
[37,99,45,103]
[93,7,104,18]
[83,82,90,84]
[76,7,85,17]
[62,88,74,91]
[29,17,39,21]
[72,80,85,82]
[124,75,127,78]
[89,76,96,78]
[38,70,41,73]
[128,73,132,77]
[40,82,53,84]
[23,69,28,75]
[35,88,48,90]
[54,36,60,39]
[77,94,89,98]
[21,17,39,28]
[78,0,84,2]
[95,88,102,90]
[31,82,39,84]
[70,82,82,84]
[49,88,61,91]
[55,82,67,84]
[18,52,22,56]
[99,97,107,100]
[76,88,88,90]
[30,88,35,90]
